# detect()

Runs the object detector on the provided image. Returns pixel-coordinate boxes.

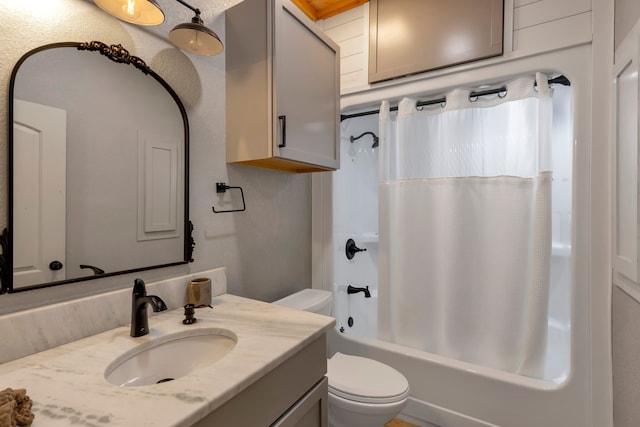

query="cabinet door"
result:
[274,0,339,170]
[369,0,503,83]
[271,377,328,427]
[613,23,640,282]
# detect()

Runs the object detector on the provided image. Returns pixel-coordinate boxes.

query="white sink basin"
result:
[104,328,237,387]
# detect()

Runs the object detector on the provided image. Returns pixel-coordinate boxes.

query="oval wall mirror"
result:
[2,41,193,293]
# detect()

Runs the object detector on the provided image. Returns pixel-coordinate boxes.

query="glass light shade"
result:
[169,19,224,56]
[93,0,164,26]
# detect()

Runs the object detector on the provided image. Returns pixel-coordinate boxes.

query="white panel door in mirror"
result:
[13,99,67,288]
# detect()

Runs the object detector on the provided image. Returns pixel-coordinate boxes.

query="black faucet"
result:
[347,285,371,298]
[130,278,167,337]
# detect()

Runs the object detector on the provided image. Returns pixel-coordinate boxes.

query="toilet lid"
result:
[327,352,409,404]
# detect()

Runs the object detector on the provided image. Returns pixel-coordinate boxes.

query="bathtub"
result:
[329,260,574,427]
[328,319,573,427]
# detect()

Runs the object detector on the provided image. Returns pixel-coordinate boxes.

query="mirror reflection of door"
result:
[13,99,67,287]
[8,42,190,293]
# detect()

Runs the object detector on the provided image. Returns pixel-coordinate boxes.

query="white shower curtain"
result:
[377,74,553,377]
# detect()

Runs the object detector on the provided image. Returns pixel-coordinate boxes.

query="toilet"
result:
[273,289,409,427]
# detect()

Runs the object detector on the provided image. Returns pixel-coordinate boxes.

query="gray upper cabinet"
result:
[369,0,504,83]
[226,0,340,173]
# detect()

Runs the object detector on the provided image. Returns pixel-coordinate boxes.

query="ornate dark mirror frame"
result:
[0,41,194,294]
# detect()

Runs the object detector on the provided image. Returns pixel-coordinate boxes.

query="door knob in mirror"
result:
[49,261,63,271]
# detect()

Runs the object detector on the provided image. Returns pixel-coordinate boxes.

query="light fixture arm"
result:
[175,0,201,16]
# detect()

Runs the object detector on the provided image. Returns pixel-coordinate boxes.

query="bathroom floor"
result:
[385,418,418,427]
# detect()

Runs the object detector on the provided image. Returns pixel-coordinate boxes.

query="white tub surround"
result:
[0,293,334,426]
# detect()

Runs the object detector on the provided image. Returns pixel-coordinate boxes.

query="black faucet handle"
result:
[346,238,367,260]
[133,278,147,296]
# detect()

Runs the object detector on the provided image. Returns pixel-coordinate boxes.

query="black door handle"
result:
[49,260,63,271]
[278,115,287,148]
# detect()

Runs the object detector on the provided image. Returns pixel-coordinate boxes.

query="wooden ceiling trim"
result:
[291,0,369,21]
[291,0,319,20]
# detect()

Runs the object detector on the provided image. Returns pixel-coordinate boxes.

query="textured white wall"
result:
[0,0,312,313]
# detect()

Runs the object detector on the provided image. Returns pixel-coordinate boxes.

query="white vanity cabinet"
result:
[226,0,340,173]
[193,335,328,426]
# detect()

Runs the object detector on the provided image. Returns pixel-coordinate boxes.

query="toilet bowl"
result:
[328,352,409,427]
[273,289,409,427]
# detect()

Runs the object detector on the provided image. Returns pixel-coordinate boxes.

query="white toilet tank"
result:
[273,289,333,316]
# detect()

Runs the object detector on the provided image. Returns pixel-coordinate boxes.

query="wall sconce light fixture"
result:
[169,0,224,56]
[92,0,223,56]
[93,0,165,26]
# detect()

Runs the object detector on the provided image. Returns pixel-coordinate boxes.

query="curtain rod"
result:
[340,75,571,122]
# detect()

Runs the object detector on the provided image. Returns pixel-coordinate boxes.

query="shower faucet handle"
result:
[346,238,367,260]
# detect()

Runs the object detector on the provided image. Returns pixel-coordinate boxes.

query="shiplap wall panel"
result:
[514,0,591,30]
[339,35,365,57]
[513,11,592,52]
[340,65,367,91]
[321,4,368,91]
[341,52,364,71]
[514,0,538,7]
[321,4,363,28]
[323,18,364,48]
[340,71,365,90]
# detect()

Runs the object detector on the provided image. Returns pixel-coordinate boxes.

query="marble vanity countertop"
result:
[0,294,334,426]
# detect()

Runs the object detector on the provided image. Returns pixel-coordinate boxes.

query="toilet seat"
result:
[327,352,409,404]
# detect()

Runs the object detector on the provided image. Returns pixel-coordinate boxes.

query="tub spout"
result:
[347,285,371,298]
